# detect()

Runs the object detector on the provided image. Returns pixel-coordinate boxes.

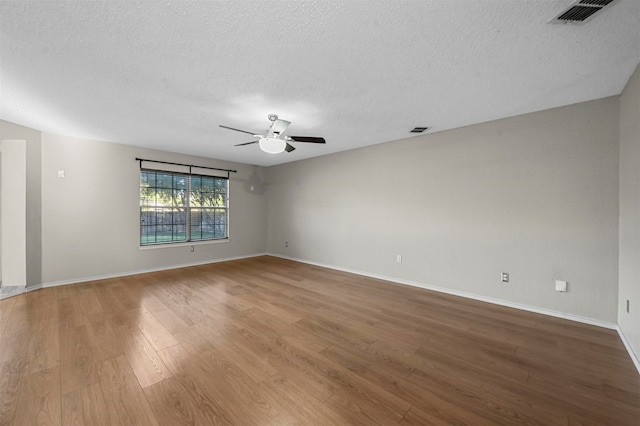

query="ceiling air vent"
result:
[550,0,617,24]
[410,127,429,133]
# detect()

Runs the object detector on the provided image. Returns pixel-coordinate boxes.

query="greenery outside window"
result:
[140,170,228,245]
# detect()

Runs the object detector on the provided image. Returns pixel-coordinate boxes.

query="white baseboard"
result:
[37,253,267,290]
[269,253,618,331]
[617,326,640,375]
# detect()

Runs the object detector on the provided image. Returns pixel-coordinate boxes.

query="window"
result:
[140,170,228,245]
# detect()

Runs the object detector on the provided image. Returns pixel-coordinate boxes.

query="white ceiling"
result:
[1,1,638,167]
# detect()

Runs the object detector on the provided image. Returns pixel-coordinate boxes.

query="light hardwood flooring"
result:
[0,256,638,425]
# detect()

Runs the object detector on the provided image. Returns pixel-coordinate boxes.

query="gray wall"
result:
[0,120,42,287]
[40,132,267,284]
[267,97,620,323]
[618,64,640,358]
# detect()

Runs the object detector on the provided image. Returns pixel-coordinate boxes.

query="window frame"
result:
[139,168,229,246]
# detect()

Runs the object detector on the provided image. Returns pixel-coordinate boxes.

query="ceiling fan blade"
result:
[285,143,296,152]
[289,136,326,144]
[219,125,257,136]
[271,119,291,135]
[234,141,258,146]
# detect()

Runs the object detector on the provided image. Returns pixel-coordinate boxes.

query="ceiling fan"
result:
[220,114,326,154]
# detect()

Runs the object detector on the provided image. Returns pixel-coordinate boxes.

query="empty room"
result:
[1,0,639,425]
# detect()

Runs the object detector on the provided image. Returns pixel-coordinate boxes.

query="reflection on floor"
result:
[0,285,25,300]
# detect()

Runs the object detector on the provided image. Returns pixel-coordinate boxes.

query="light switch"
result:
[555,280,567,292]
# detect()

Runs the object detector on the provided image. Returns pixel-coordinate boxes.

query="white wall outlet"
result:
[555,280,567,292]
[190,245,195,252]
[396,254,402,263]
[501,272,509,282]
[285,241,288,247]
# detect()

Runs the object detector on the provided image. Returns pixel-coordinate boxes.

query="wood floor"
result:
[0,256,638,425]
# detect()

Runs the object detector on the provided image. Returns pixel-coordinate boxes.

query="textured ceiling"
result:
[1,0,639,167]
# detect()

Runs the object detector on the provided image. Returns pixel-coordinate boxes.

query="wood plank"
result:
[0,297,31,366]
[143,376,232,426]
[25,316,60,375]
[136,307,179,351]
[400,405,454,425]
[22,289,58,324]
[76,287,104,316]
[57,296,86,328]
[0,296,17,342]
[194,322,278,382]
[321,343,495,424]
[140,291,170,313]
[96,355,160,426]
[169,324,217,355]
[261,374,350,425]
[92,282,127,313]
[243,327,341,402]
[325,389,403,425]
[149,308,191,333]
[230,288,305,324]
[110,279,141,311]
[59,325,99,395]
[0,358,26,426]
[118,325,172,388]
[410,342,581,425]
[197,348,300,425]
[84,313,125,363]
[157,344,259,425]
[270,333,412,419]
[12,366,61,426]
[61,382,111,426]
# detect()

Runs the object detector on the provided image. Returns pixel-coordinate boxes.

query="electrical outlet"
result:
[555,280,567,292]
[501,272,509,283]
[285,241,288,248]
[396,254,402,263]
[190,246,194,252]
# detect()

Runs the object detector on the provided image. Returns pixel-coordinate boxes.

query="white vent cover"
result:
[550,0,618,24]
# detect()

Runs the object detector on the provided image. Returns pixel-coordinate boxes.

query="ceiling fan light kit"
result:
[259,137,287,154]
[220,114,326,155]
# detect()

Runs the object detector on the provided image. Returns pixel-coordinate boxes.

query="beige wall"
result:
[618,63,640,359]
[1,139,27,286]
[39,132,267,284]
[267,97,620,323]
[0,120,42,287]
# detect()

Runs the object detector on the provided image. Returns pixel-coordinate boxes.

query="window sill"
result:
[139,238,229,250]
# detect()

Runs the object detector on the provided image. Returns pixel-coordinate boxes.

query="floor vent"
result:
[550,0,617,24]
